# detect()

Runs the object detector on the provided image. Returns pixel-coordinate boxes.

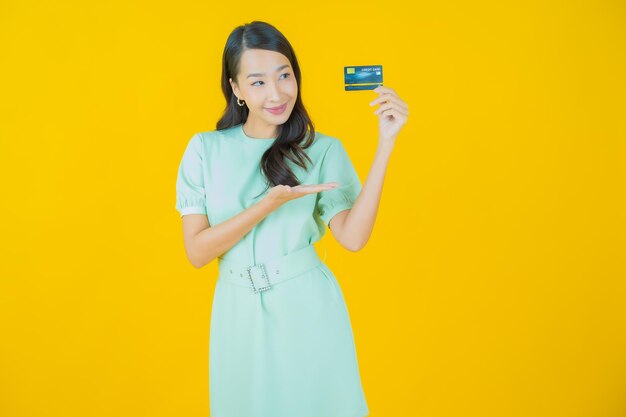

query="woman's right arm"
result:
[181,197,279,269]
[180,182,338,268]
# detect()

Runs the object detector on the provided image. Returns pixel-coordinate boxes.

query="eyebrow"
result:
[246,64,291,79]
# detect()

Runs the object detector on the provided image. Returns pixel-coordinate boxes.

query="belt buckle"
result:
[247,263,271,293]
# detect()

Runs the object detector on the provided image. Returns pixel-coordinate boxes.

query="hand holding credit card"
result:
[343,65,410,143]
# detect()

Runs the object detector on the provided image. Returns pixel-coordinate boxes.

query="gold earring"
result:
[237,97,245,106]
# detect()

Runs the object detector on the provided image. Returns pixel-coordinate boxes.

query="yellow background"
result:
[1,1,625,416]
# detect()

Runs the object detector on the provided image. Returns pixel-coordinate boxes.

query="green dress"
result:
[175,123,369,417]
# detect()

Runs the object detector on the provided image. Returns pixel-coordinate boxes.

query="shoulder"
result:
[312,132,354,163]
[310,131,346,155]
[186,126,239,151]
[195,127,235,142]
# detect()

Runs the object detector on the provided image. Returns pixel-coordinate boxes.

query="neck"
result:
[243,118,278,139]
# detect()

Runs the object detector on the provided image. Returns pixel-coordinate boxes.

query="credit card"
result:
[344,65,383,91]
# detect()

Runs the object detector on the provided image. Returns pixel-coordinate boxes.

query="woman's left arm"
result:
[330,85,410,251]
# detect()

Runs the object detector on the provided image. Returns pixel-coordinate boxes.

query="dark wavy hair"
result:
[216,21,316,199]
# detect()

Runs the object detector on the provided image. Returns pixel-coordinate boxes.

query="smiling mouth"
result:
[266,103,287,110]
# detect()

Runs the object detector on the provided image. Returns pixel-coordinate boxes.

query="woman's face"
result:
[229,49,298,130]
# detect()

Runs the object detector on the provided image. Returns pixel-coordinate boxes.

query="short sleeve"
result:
[316,139,363,227]
[175,133,208,218]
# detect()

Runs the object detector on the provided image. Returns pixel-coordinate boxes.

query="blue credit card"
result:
[344,65,383,91]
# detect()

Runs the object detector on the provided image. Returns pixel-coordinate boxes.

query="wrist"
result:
[377,139,396,153]
[259,195,281,212]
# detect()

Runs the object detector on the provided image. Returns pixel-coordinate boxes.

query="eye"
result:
[251,73,291,86]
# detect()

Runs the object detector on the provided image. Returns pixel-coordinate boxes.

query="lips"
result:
[266,103,287,110]
[265,102,288,115]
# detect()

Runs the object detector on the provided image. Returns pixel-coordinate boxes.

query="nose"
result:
[267,81,281,102]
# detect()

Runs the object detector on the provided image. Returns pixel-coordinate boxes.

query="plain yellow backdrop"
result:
[1,1,625,416]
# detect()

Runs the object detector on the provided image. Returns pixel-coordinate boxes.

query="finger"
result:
[374,101,409,117]
[380,107,408,123]
[370,94,408,112]
[308,182,339,189]
[373,102,392,115]
[374,85,396,97]
[301,182,339,188]
[296,183,339,194]
[370,93,408,107]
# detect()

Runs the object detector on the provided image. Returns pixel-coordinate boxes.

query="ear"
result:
[229,77,240,98]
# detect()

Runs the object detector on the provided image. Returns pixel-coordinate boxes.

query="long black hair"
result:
[216,21,316,198]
